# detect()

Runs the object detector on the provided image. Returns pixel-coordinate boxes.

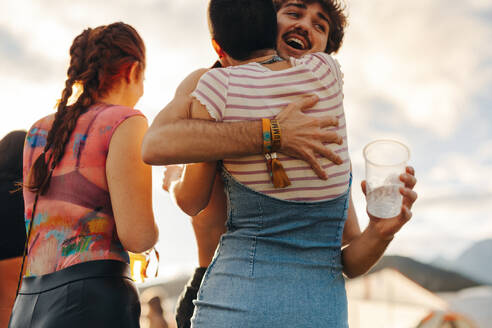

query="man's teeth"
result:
[286,37,305,50]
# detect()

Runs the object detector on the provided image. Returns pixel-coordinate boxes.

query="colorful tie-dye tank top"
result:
[23,103,144,276]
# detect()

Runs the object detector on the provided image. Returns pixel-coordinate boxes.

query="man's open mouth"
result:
[284,33,311,51]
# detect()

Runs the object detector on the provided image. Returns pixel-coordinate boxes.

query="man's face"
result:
[276,1,330,59]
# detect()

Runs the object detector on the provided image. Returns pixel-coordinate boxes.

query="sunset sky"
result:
[1,0,491,277]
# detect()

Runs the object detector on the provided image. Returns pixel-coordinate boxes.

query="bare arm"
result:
[171,162,217,216]
[142,69,261,165]
[190,174,227,267]
[107,116,158,253]
[341,167,418,278]
[169,87,222,216]
[162,166,227,267]
[142,70,343,179]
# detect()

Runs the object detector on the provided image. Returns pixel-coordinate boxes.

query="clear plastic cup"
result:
[363,139,410,219]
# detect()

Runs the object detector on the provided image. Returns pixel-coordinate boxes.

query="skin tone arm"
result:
[141,72,343,180]
[160,72,227,266]
[190,175,227,267]
[341,167,418,278]
[163,166,227,267]
[161,69,219,217]
[171,161,217,216]
[107,116,159,253]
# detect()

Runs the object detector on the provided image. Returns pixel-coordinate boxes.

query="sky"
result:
[1,0,491,278]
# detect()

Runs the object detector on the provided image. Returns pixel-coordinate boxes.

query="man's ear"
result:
[211,39,226,59]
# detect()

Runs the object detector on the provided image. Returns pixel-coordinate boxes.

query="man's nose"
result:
[296,17,311,33]
[293,18,311,36]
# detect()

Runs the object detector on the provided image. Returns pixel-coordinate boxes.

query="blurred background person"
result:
[140,287,172,328]
[0,130,27,328]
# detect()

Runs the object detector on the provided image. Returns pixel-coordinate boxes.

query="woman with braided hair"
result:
[9,22,158,328]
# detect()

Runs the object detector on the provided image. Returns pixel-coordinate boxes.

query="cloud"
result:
[339,0,492,139]
[0,0,216,133]
[425,150,492,192]
[0,26,60,81]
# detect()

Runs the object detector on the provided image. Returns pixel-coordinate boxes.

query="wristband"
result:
[262,118,272,153]
[270,119,281,152]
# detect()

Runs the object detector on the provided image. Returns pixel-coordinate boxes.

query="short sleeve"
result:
[309,52,344,92]
[333,58,344,91]
[101,106,145,151]
[191,69,229,122]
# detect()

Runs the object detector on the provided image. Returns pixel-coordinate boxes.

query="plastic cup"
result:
[363,139,410,219]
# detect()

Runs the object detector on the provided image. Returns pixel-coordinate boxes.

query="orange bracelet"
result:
[262,118,272,153]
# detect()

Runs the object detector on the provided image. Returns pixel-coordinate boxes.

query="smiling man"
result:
[274,0,346,57]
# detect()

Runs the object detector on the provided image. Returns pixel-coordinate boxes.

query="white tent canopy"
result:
[440,286,492,328]
[346,268,448,328]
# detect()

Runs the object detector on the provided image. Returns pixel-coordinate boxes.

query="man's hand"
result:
[361,166,418,240]
[162,165,184,192]
[276,95,344,179]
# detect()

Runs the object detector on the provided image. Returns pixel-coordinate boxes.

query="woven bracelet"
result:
[262,118,272,153]
[270,119,281,152]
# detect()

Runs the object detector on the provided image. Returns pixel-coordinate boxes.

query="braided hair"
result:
[26,22,145,194]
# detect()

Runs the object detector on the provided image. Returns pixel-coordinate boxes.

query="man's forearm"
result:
[142,94,343,179]
[341,223,393,279]
[142,69,263,165]
[143,118,262,165]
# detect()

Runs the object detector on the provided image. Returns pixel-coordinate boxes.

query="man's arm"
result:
[141,68,262,165]
[161,165,226,267]
[141,70,343,179]
[169,94,223,217]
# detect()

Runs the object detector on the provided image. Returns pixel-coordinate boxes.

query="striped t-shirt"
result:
[192,52,350,202]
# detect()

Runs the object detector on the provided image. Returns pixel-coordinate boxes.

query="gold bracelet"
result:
[270,119,281,152]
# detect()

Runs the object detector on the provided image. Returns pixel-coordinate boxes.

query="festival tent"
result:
[416,310,477,328]
[439,286,492,328]
[346,268,449,328]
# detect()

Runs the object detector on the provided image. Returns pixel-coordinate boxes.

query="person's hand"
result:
[361,166,418,240]
[275,95,344,180]
[162,165,184,192]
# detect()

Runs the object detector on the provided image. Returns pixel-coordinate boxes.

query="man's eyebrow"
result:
[317,12,330,25]
[283,2,331,26]
[283,3,307,10]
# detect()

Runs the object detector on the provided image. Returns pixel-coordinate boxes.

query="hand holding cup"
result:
[363,139,410,219]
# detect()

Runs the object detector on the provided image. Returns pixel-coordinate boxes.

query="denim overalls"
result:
[191,169,351,328]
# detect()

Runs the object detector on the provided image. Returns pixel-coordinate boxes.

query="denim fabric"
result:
[191,170,350,328]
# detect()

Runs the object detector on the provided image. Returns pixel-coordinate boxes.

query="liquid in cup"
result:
[363,139,410,218]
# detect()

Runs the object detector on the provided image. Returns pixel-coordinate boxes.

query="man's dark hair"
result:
[272,0,347,54]
[208,0,278,61]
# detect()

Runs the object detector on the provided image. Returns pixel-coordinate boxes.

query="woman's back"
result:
[192,52,350,202]
[23,103,143,276]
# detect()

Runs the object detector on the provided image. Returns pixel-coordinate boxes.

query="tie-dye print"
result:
[23,103,144,276]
